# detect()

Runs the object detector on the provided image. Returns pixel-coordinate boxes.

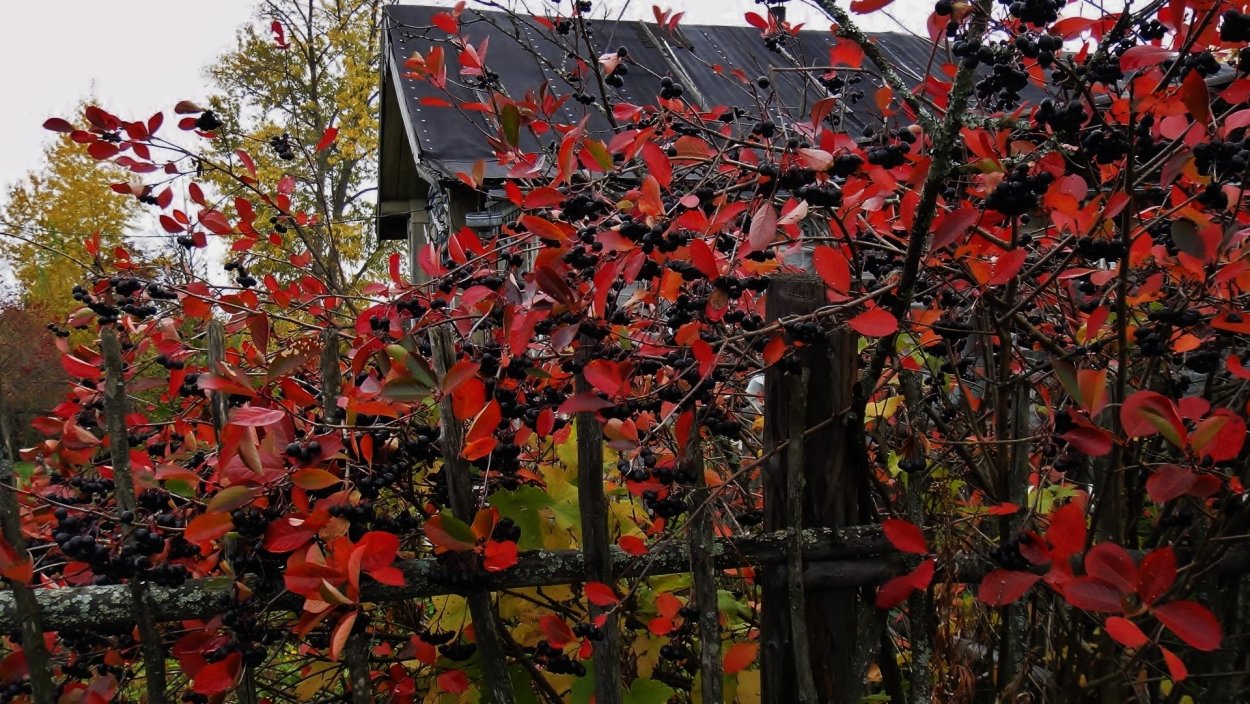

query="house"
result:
[375,3,938,269]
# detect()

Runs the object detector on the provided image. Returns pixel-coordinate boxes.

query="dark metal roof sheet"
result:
[383,3,946,181]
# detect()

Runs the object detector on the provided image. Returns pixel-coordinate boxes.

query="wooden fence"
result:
[0,273,920,703]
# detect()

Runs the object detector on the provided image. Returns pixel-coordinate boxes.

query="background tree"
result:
[200,0,390,294]
[0,300,65,450]
[0,114,139,315]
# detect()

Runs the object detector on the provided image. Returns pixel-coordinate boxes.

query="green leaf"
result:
[625,679,676,704]
[425,509,477,551]
[501,103,520,148]
[489,487,554,551]
[570,662,595,704]
[381,378,431,402]
[206,485,257,513]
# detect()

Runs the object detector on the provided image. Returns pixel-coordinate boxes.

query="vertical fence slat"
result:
[101,327,168,704]
[785,369,820,703]
[0,394,55,702]
[320,329,376,704]
[575,352,624,704]
[684,425,722,704]
[431,326,515,704]
[207,321,260,704]
[762,275,861,704]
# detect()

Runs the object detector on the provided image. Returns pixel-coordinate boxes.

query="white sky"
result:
[0,0,933,194]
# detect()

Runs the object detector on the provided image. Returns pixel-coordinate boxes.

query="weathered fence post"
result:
[207,321,260,704]
[318,328,376,704]
[761,275,862,704]
[430,325,515,704]
[684,425,723,704]
[574,351,624,704]
[0,391,55,703]
[101,326,169,704]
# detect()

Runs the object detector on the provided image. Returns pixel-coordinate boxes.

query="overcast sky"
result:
[0,0,935,194]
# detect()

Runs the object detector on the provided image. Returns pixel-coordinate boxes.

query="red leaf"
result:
[1046,501,1087,561]
[723,642,759,674]
[1181,69,1211,126]
[812,246,850,293]
[618,535,648,556]
[483,540,518,572]
[357,531,400,573]
[540,614,575,647]
[192,652,241,694]
[1063,577,1124,613]
[746,202,777,255]
[641,141,672,188]
[1121,391,1187,447]
[264,519,315,552]
[437,670,470,694]
[432,11,459,34]
[466,400,502,444]
[851,0,894,12]
[1153,601,1221,651]
[585,581,620,607]
[882,518,927,554]
[315,127,338,152]
[1059,425,1113,456]
[87,142,120,160]
[875,572,916,609]
[763,335,787,366]
[689,239,718,279]
[1105,616,1149,648]
[1146,465,1196,503]
[229,406,285,426]
[1160,645,1188,681]
[583,360,627,397]
[424,513,477,552]
[1085,543,1137,595]
[185,512,232,544]
[43,117,75,133]
[744,11,769,31]
[1119,45,1174,71]
[329,610,357,661]
[977,569,1041,606]
[292,468,339,490]
[441,360,481,394]
[875,559,934,609]
[849,309,898,337]
[61,354,101,380]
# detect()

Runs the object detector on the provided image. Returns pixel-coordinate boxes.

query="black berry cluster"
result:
[195,110,223,132]
[984,166,1053,216]
[268,133,295,160]
[223,260,257,288]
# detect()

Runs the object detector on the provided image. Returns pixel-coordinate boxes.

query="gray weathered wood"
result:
[0,527,890,634]
[685,427,723,704]
[575,353,623,704]
[431,325,515,704]
[0,391,55,703]
[786,367,819,704]
[762,275,862,704]
[101,327,168,704]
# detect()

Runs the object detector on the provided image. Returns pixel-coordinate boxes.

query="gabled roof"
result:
[379,3,938,191]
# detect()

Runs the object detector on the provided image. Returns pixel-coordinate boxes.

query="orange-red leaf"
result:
[585,581,620,607]
[723,642,759,674]
[849,309,898,337]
